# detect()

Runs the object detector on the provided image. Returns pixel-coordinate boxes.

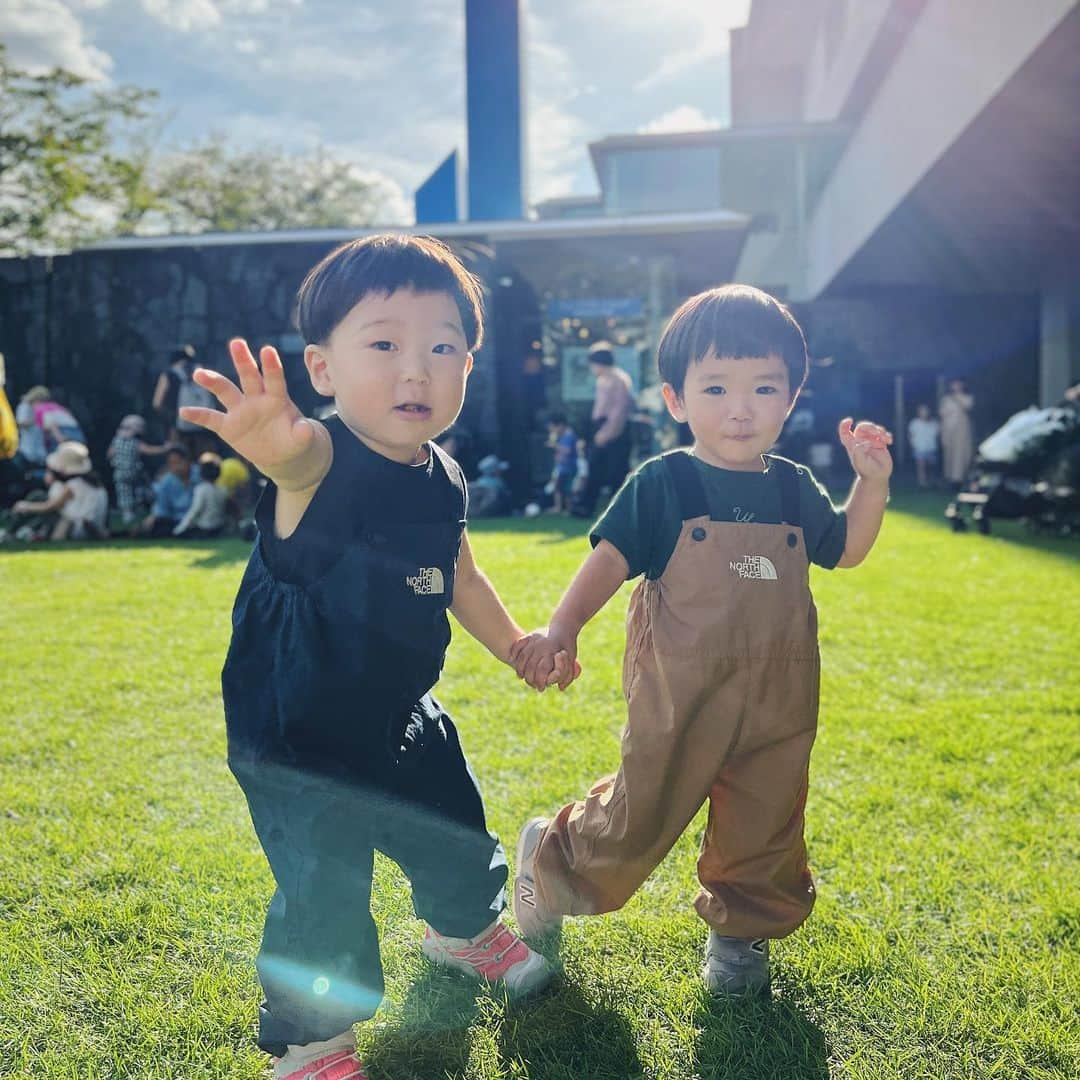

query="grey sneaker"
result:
[513,817,563,939]
[703,932,770,995]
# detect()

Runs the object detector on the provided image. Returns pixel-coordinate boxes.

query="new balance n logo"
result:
[406,567,445,595]
[517,880,538,908]
[729,555,778,580]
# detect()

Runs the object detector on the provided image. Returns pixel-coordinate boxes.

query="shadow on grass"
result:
[0,535,253,567]
[365,968,643,1080]
[692,987,829,1080]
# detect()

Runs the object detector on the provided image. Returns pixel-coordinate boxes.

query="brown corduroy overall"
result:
[534,452,820,940]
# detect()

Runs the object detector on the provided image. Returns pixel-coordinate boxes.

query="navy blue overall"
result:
[222,418,507,1055]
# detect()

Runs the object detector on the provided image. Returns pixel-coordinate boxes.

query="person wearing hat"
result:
[8,441,108,540]
[107,414,168,529]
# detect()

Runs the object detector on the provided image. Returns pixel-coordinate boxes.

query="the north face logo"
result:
[406,567,445,595]
[729,555,778,580]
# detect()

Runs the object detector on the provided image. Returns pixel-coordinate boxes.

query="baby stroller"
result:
[945,401,1080,536]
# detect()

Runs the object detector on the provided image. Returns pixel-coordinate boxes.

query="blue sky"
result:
[3,0,751,222]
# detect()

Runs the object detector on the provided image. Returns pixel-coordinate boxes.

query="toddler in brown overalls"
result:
[510,285,893,994]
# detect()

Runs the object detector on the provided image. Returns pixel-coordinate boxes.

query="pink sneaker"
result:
[274,1048,368,1080]
[421,920,555,997]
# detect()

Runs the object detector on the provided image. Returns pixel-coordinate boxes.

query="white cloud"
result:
[586,0,748,92]
[638,104,720,135]
[635,28,730,92]
[0,0,113,80]
[526,8,590,204]
[140,0,221,32]
[233,37,258,54]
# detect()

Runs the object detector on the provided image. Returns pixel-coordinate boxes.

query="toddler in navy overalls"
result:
[181,235,571,1080]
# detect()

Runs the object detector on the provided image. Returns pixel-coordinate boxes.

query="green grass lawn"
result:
[1,491,1077,1079]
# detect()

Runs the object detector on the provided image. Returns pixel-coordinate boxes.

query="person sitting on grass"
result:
[8,441,108,541]
[176,234,575,1080]
[511,284,893,997]
[172,455,228,539]
[140,444,194,538]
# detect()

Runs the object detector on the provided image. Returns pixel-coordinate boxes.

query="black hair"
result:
[547,411,568,427]
[199,460,221,483]
[171,345,196,366]
[657,284,808,398]
[587,341,615,367]
[295,234,485,350]
[165,444,190,461]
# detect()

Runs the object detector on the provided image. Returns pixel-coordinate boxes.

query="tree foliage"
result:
[150,134,393,235]
[1,47,394,254]
[0,44,157,255]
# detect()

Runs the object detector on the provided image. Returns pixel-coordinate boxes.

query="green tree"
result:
[152,134,393,234]
[0,45,157,255]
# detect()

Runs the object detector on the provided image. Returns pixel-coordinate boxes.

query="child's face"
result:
[305,288,473,464]
[662,350,794,471]
[917,405,931,419]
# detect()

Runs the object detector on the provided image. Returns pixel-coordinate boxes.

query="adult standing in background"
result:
[152,345,196,443]
[153,344,219,456]
[939,378,975,486]
[576,341,634,517]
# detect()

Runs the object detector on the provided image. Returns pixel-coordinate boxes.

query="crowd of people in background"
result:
[0,335,989,546]
[0,346,257,544]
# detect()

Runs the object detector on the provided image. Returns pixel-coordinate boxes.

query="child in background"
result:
[9,441,108,540]
[141,445,194,537]
[546,413,577,515]
[178,234,572,1080]
[173,456,228,538]
[572,437,589,501]
[907,403,941,488]
[512,285,892,997]
[108,414,168,528]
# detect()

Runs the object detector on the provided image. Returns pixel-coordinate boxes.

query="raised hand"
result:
[178,339,318,478]
[838,417,893,481]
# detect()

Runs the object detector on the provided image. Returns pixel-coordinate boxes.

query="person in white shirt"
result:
[9,441,108,539]
[173,457,228,538]
[908,403,941,488]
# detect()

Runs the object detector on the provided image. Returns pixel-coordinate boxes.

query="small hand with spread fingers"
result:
[179,338,327,488]
[837,417,893,482]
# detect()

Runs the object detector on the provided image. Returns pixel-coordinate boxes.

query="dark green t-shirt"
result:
[591,451,848,579]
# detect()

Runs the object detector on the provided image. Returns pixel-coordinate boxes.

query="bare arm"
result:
[450,531,526,665]
[151,372,169,412]
[836,476,890,567]
[14,486,71,514]
[515,538,629,690]
[834,418,893,568]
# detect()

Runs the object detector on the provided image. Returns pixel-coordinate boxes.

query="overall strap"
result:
[661,450,710,521]
[767,456,803,527]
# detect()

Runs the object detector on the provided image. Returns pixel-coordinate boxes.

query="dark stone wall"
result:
[0,239,500,470]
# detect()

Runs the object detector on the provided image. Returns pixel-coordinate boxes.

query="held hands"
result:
[509,625,581,693]
[838,418,893,482]
[178,339,317,477]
